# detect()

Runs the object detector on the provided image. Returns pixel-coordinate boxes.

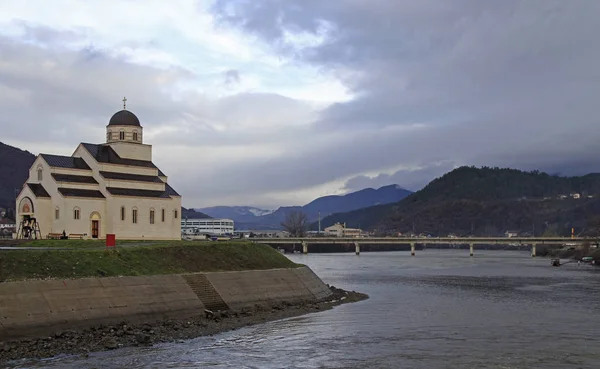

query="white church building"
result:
[16,102,182,240]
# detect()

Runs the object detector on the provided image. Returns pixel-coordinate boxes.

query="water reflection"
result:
[10,250,600,369]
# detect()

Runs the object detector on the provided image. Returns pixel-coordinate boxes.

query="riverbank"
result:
[0,241,299,282]
[0,285,368,364]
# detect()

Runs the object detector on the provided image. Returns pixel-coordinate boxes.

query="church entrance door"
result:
[91,220,99,239]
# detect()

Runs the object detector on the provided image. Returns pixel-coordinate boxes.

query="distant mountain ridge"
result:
[316,166,600,237]
[198,184,413,229]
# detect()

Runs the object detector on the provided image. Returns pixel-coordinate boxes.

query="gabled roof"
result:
[26,183,51,198]
[106,187,171,198]
[164,183,180,197]
[40,154,91,170]
[81,143,156,168]
[51,173,98,184]
[99,171,163,183]
[58,188,105,198]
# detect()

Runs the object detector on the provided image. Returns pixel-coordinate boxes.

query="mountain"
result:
[317,166,600,237]
[181,207,211,219]
[199,184,413,229]
[195,206,274,224]
[0,142,36,208]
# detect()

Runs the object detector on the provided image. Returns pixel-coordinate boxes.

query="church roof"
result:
[40,154,91,170]
[26,183,51,198]
[165,183,180,197]
[51,173,98,184]
[99,171,163,183]
[108,110,141,127]
[81,143,156,168]
[58,188,105,198]
[106,187,171,198]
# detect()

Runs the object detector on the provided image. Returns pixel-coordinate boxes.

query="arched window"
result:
[37,167,43,181]
[132,131,138,141]
[161,208,165,222]
[55,207,60,220]
[174,209,178,219]
[119,130,125,140]
[107,131,112,141]
[120,206,125,221]
[73,207,81,220]
[132,207,138,224]
[149,208,155,224]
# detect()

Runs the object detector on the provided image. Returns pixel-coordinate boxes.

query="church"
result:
[16,101,182,240]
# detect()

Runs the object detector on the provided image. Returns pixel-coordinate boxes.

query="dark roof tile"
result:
[40,154,90,170]
[81,143,156,168]
[106,187,170,198]
[99,171,163,183]
[165,183,180,197]
[26,183,51,198]
[58,188,105,198]
[51,173,98,184]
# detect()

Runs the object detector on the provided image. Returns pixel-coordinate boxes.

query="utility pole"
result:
[318,211,321,235]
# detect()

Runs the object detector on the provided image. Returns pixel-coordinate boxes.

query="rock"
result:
[136,334,151,345]
[101,337,118,350]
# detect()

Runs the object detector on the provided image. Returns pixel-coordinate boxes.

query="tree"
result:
[281,211,308,237]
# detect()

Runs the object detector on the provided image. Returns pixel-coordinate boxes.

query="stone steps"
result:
[183,274,229,311]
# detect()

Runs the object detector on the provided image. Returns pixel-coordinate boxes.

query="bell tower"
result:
[106,98,152,161]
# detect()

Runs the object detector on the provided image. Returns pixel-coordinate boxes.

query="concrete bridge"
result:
[250,237,593,257]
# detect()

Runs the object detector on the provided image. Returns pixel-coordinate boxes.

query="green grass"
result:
[0,241,300,282]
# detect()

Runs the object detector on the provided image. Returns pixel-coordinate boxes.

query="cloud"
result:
[223,69,241,87]
[209,0,600,194]
[3,1,600,209]
[344,162,458,192]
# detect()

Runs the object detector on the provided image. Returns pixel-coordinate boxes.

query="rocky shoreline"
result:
[0,285,368,364]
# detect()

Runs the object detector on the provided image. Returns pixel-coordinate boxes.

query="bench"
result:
[68,233,85,239]
[47,233,63,239]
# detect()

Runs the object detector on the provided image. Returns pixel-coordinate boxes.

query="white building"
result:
[324,222,362,238]
[181,218,234,235]
[15,103,182,240]
[0,219,15,229]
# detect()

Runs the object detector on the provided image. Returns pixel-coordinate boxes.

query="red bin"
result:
[106,234,116,247]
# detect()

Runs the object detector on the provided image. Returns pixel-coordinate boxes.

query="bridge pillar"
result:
[470,243,474,257]
[355,242,360,255]
[302,241,308,254]
[531,243,536,257]
[411,243,415,256]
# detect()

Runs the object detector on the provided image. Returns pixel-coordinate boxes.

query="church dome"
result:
[108,110,141,127]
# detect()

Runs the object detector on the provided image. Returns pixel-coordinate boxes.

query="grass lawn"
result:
[0,241,301,282]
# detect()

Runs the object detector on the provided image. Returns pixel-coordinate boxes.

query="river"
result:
[12,250,600,369]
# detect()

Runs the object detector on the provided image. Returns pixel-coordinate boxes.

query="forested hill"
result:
[315,166,600,237]
[0,142,36,208]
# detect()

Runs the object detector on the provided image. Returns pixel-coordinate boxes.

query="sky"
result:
[1,0,599,209]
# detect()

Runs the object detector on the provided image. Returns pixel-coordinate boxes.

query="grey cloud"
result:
[4,3,600,209]
[207,0,600,203]
[223,69,240,87]
[344,162,458,192]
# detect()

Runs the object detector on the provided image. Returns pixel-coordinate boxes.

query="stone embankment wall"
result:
[0,267,332,340]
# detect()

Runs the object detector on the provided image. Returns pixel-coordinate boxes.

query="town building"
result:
[181,218,234,235]
[15,102,182,240]
[324,222,362,237]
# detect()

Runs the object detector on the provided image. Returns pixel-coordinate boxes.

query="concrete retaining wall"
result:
[206,266,332,310]
[0,266,332,340]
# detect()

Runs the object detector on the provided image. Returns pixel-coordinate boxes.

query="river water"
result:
[13,250,600,369]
